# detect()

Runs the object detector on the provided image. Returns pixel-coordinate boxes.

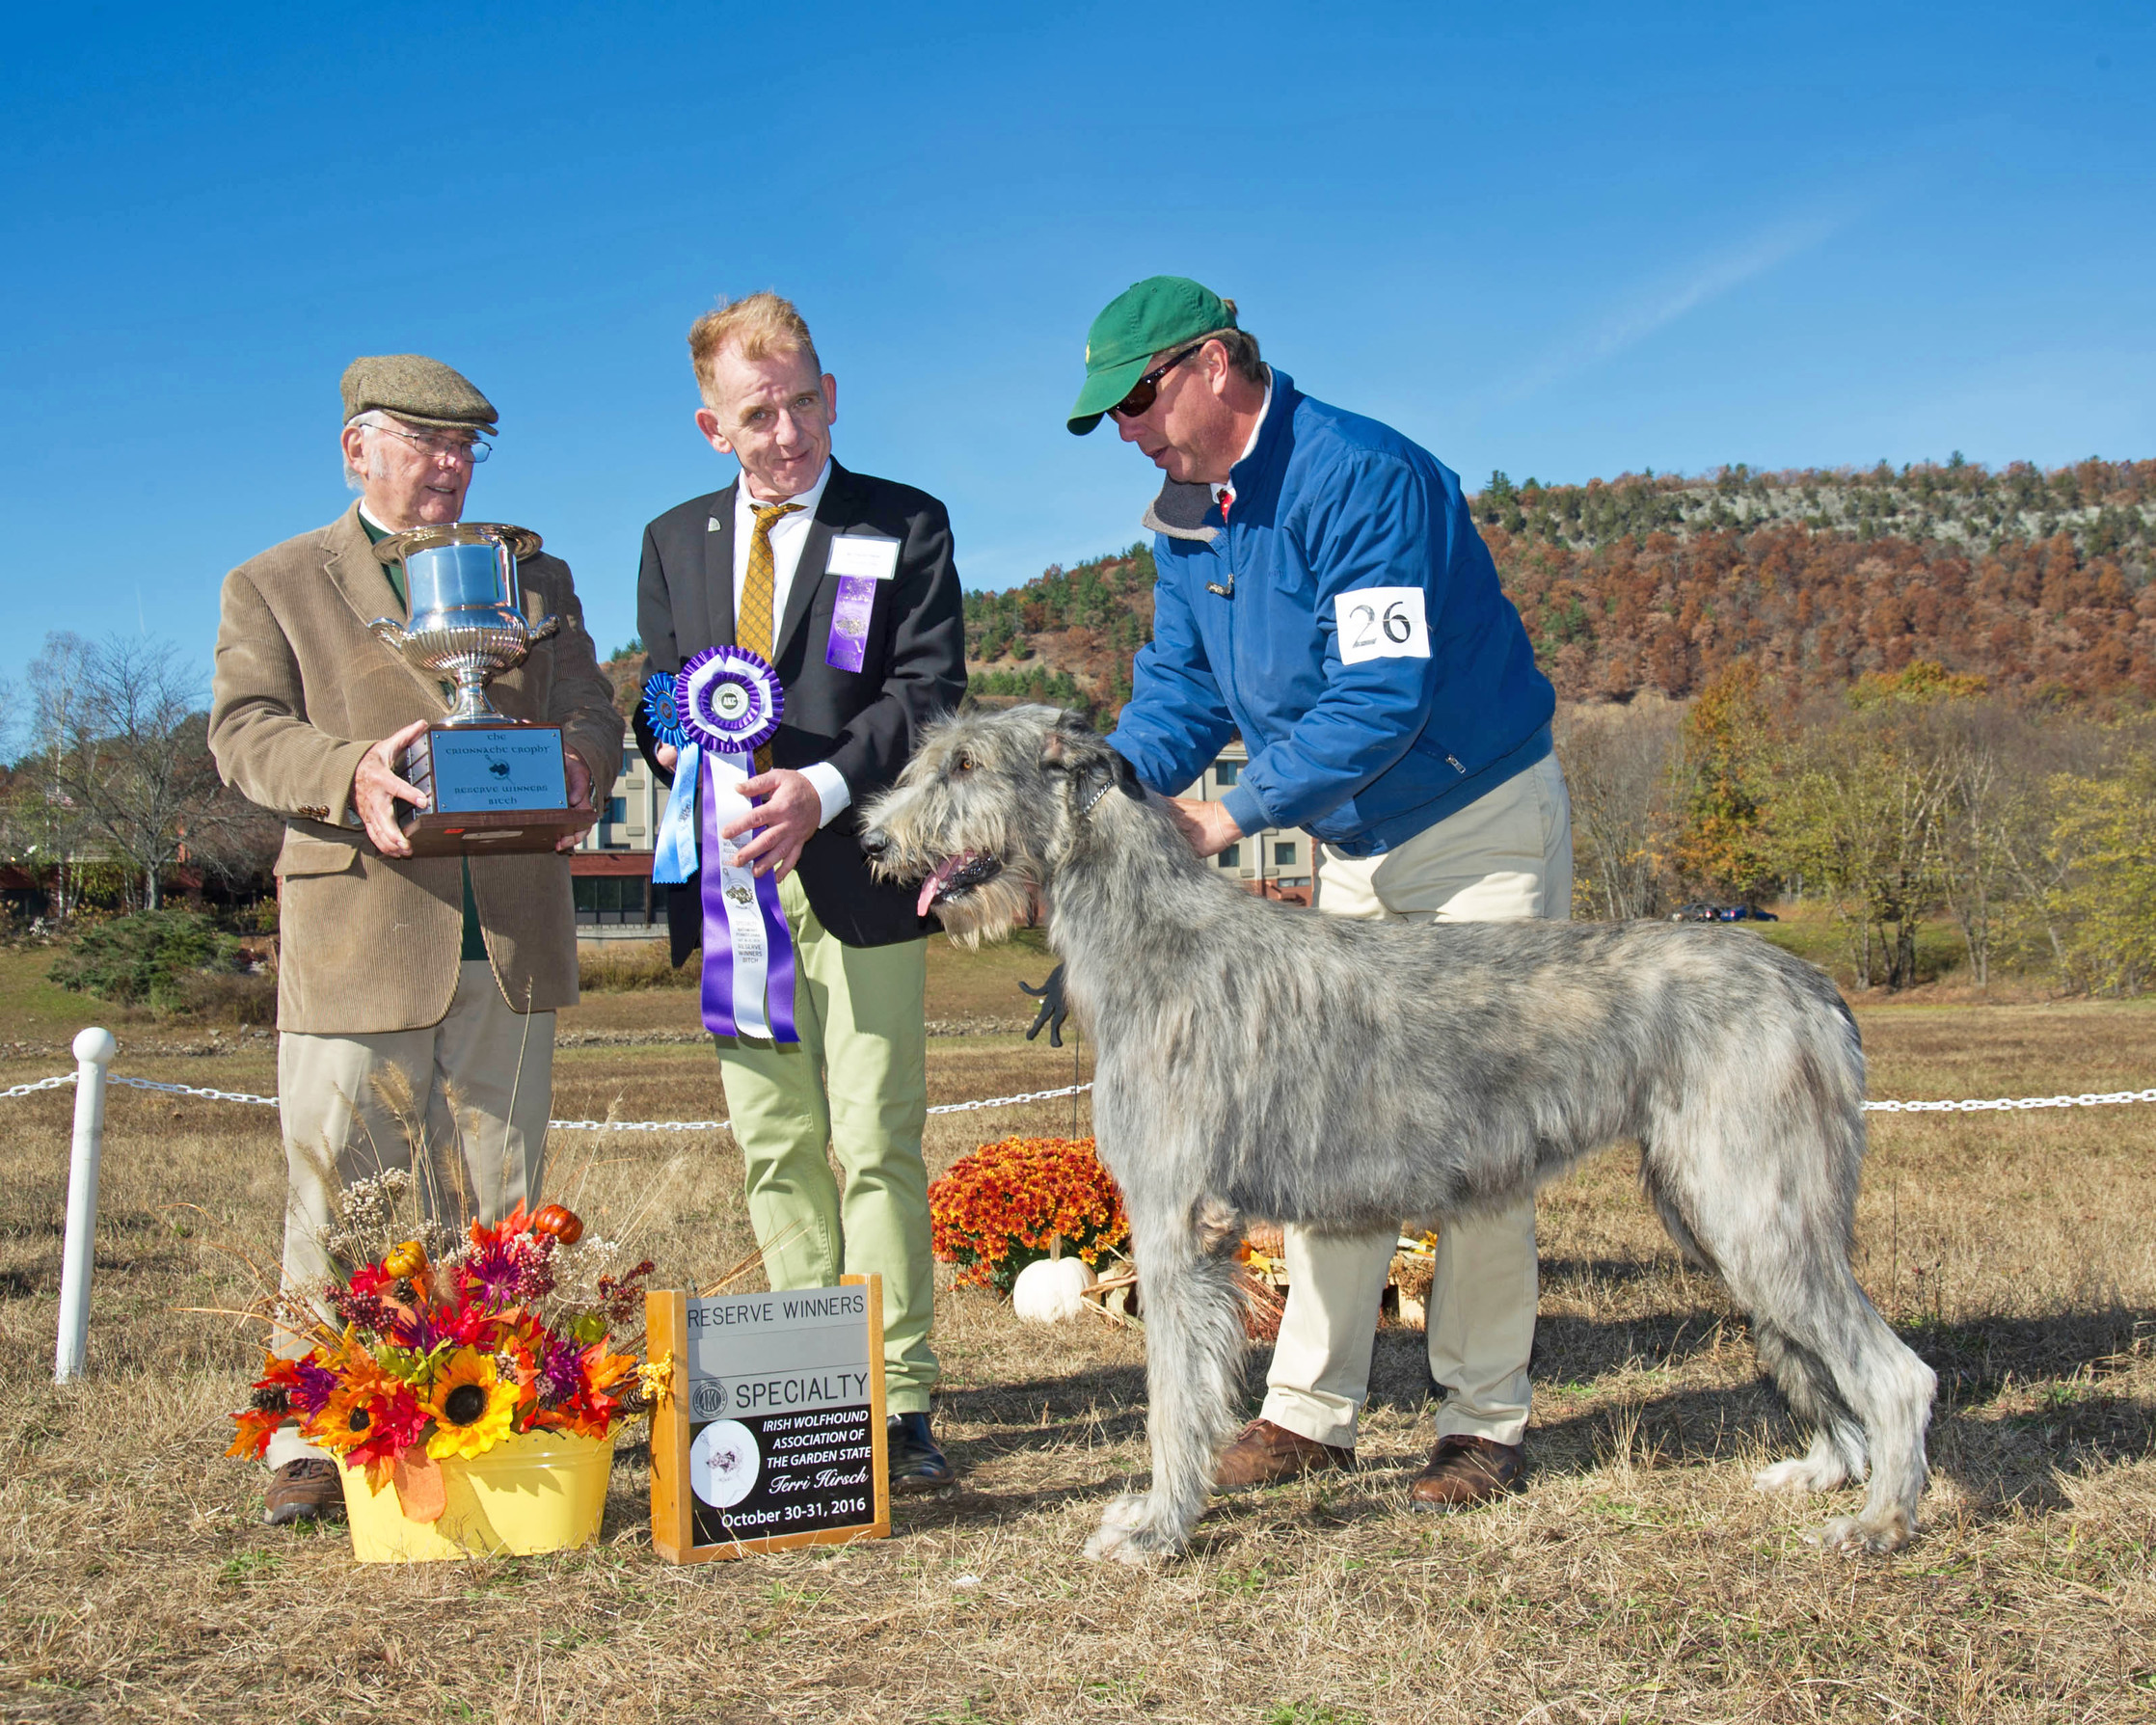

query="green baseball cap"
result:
[1066,276,1235,435]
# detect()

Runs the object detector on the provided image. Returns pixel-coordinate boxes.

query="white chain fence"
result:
[15,1032,2156,1383]
[1863,1088,2156,1114]
[11,1069,2156,1122]
[3,1069,1092,1130]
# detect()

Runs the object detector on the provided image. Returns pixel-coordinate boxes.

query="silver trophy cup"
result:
[364,521,587,856]
[369,522,559,724]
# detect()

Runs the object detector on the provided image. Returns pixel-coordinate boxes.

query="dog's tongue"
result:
[917,852,976,917]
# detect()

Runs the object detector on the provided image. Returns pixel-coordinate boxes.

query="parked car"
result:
[1719,904,1779,922]
[1669,903,1721,922]
[1668,903,1780,923]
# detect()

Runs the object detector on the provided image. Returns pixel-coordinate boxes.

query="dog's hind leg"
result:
[1798,1298,1934,1555]
[1743,1281,1935,1554]
[1084,1195,1248,1565]
[1652,1117,1936,1555]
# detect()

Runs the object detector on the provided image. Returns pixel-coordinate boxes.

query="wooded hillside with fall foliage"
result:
[963,457,2156,720]
[1493,458,2156,706]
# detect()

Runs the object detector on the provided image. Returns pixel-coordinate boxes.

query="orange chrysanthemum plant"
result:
[227,1172,656,1517]
[929,1136,1130,1295]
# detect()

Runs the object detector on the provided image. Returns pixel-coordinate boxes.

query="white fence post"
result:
[54,1027,117,1383]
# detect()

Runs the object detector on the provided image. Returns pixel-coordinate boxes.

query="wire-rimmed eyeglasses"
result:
[369,422,492,464]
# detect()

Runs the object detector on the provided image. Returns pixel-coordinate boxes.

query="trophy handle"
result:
[369,617,409,649]
[526,614,560,644]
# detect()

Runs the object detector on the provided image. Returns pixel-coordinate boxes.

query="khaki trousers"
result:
[1261,751,1573,1450]
[268,959,553,1468]
[714,874,938,1415]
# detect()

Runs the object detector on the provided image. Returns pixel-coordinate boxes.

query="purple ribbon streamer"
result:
[695,750,798,1043]
[754,863,796,1043]
[824,574,876,672]
[696,752,741,1040]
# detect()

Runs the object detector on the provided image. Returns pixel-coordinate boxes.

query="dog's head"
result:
[858,705,1142,947]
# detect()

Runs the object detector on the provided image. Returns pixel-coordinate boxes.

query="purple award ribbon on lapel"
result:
[824,574,876,673]
[666,647,798,1043]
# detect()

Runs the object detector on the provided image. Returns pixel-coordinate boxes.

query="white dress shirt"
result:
[734,459,849,825]
[1211,371,1275,514]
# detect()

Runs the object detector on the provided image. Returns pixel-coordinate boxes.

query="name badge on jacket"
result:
[824,535,898,671]
[826,534,900,580]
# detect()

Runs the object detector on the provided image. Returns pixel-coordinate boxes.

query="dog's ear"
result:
[1038,708,1095,773]
[1110,747,1146,800]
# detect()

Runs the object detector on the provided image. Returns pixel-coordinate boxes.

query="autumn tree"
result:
[2039,750,2156,995]
[6,634,101,918]
[1554,702,1682,919]
[1765,681,1958,989]
[25,633,236,909]
[1671,660,1779,903]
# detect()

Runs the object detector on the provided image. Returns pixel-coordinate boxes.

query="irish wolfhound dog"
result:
[859,706,1937,1562]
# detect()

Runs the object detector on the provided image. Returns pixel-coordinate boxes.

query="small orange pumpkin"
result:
[383,1240,429,1280]
[533,1203,584,1246]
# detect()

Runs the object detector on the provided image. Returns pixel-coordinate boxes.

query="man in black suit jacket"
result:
[635,292,965,1492]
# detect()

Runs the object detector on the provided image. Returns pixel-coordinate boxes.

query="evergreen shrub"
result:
[48,909,244,1011]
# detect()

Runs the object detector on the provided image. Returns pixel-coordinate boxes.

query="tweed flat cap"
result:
[340,354,498,434]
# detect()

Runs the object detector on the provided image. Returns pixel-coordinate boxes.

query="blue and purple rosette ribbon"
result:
[644,649,797,1042]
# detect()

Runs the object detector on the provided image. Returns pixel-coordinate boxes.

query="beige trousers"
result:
[713,875,939,1415]
[267,959,553,1468]
[1260,751,1573,1450]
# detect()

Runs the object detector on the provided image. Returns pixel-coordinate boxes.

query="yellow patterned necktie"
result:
[739,500,800,770]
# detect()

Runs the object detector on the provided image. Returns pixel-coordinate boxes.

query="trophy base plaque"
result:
[397,722,593,857]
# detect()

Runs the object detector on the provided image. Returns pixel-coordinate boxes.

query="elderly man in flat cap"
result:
[208,356,622,1527]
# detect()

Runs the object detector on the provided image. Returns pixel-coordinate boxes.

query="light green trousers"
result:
[714,874,938,1414]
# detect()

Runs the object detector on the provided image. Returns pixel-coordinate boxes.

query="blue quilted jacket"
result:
[1106,370,1554,855]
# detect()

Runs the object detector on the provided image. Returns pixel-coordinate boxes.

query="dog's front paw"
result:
[1083,1493,1182,1565]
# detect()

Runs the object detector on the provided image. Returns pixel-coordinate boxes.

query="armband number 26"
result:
[1333,586,1431,664]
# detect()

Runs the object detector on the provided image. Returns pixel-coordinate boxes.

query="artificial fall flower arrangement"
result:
[228,1169,663,1514]
[928,1135,1130,1294]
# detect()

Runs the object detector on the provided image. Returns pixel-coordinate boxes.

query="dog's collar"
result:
[1080,777,1118,821]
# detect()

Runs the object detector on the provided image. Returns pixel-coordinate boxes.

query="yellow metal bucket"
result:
[341,1429,615,1562]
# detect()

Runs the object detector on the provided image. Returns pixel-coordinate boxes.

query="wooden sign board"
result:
[647,1272,889,1562]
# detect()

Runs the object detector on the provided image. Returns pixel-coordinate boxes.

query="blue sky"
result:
[3,2,2151,711]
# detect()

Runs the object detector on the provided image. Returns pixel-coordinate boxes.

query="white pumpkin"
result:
[1011,1253,1098,1323]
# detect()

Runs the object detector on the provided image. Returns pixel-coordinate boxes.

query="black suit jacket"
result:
[635,460,966,959]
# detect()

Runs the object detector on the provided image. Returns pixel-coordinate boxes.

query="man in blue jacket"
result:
[1067,277,1573,1507]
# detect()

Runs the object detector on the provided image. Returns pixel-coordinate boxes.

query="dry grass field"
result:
[2,967,2153,1723]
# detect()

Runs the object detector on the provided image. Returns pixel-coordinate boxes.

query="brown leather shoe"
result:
[263,1458,346,1526]
[1409,1435,1524,1509]
[1214,1418,1354,1491]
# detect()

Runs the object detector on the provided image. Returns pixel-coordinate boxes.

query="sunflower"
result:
[345,1385,429,1488]
[308,1362,396,1457]
[423,1347,517,1461]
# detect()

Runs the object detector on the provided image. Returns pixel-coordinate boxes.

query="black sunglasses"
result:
[1109,341,1208,419]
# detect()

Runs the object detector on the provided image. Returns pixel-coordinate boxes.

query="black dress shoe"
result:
[887,1412,955,1495]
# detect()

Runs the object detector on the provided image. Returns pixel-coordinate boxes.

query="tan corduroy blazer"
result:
[209,504,624,1034]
